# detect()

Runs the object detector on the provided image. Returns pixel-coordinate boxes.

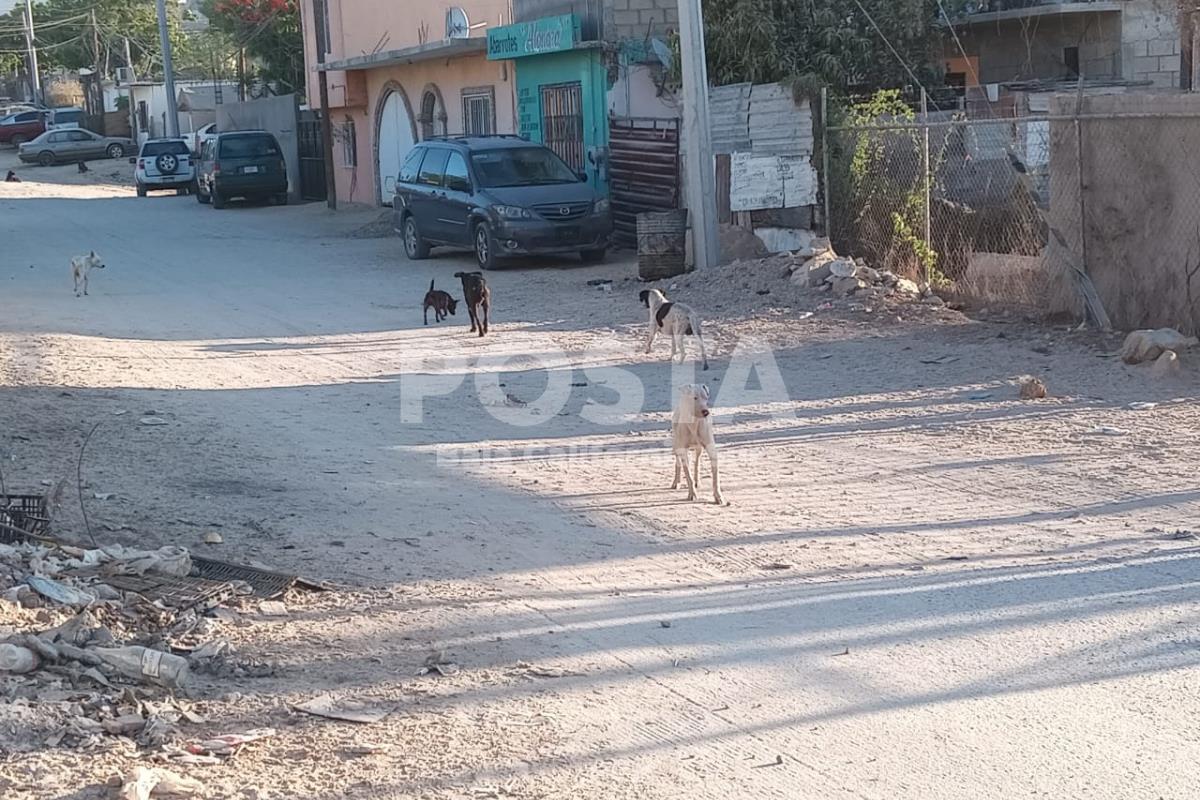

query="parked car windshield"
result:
[143,141,189,156]
[219,136,280,158]
[471,147,578,188]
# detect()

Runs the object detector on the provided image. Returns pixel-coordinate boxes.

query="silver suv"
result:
[133,138,195,197]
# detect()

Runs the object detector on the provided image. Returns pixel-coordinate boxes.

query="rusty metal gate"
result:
[297,110,327,202]
[608,116,681,247]
[540,82,585,172]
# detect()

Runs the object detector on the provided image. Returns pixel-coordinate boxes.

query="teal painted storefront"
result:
[487,15,610,192]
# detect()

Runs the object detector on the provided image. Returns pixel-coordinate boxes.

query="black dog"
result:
[4,170,19,182]
[453,271,490,337]
[422,279,458,325]
[77,161,89,174]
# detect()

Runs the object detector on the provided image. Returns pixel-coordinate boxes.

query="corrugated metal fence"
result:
[609,117,680,247]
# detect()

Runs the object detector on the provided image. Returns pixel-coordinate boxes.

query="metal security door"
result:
[540,81,584,172]
[297,110,327,202]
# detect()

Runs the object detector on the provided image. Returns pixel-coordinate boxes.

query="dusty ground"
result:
[2,148,1200,799]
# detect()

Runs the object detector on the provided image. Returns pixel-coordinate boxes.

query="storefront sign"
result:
[487,14,579,60]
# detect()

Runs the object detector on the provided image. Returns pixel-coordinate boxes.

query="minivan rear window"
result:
[142,141,189,157]
[219,136,280,159]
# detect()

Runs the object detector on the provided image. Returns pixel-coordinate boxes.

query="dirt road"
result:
[2,152,1200,799]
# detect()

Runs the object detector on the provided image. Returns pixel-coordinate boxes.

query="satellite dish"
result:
[446,7,470,38]
[446,6,487,39]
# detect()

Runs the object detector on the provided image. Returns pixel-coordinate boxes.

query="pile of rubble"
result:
[0,513,292,758]
[785,238,944,306]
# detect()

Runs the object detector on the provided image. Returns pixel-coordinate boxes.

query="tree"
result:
[202,0,303,97]
[0,0,188,81]
[689,0,969,94]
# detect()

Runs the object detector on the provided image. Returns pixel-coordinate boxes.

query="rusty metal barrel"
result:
[636,209,688,281]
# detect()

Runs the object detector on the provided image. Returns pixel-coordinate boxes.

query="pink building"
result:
[300,0,515,205]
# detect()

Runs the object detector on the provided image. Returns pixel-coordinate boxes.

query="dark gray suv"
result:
[392,136,612,269]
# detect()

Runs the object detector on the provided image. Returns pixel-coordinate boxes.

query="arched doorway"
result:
[418,85,447,140]
[375,84,416,205]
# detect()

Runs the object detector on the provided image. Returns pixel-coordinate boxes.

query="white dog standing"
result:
[71,251,105,297]
[640,289,709,370]
[671,383,725,505]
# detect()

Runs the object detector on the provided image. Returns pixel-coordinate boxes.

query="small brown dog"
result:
[422,279,458,325]
[453,271,490,337]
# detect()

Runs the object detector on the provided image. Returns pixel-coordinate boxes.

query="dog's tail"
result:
[429,278,435,292]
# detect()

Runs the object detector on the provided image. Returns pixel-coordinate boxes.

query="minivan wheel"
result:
[37,151,54,167]
[404,216,430,260]
[474,222,496,270]
[107,144,125,159]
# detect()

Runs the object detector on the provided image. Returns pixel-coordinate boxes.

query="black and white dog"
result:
[639,289,709,370]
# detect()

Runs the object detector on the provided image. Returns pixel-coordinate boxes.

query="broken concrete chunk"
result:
[1120,328,1197,364]
[828,258,857,279]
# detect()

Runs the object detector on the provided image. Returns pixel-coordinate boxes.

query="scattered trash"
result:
[118,766,203,800]
[1018,376,1047,400]
[920,355,959,365]
[0,643,39,673]
[27,575,96,607]
[93,492,114,501]
[1085,425,1129,437]
[202,532,223,544]
[184,728,276,758]
[138,417,170,426]
[93,645,191,688]
[659,620,672,629]
[1128,402,1159,410]
[832,648,850,657]
[760,562,792,571]
[796,311,814,320]
[751,755,784,768]
[295,694,391,724]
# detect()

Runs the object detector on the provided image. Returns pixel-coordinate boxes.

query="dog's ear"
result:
[639,290,650,307]
[89,250,95,258]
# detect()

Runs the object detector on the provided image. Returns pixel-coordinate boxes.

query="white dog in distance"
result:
[71,251,105,297]
[640,289,710,370]
[671,383,725,505]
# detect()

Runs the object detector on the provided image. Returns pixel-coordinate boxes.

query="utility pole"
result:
[124,37,136,139]
[676,0,718,270]
[23,0,41,104]
[154,0,180,137]
[312,0,337,209]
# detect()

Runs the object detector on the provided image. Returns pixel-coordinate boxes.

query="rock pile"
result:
[785,238,937,303]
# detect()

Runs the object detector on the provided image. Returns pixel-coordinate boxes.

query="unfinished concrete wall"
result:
[1049,92,1200,332]
[217,94,301,204]
[1121,0,1181,88]
[955,13,1122,84]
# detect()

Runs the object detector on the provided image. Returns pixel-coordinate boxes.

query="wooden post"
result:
[676,0,718,269]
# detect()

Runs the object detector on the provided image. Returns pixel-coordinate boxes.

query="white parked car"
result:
[190,123,217,155]
[133,138,195,197]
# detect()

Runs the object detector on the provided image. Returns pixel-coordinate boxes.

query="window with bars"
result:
[341,118,357,167]
[462,87,495,136]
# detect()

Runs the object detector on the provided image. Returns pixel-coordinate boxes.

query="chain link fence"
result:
[824,91,1075,316]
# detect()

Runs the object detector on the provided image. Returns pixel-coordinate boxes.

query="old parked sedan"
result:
[18,128,132,166]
